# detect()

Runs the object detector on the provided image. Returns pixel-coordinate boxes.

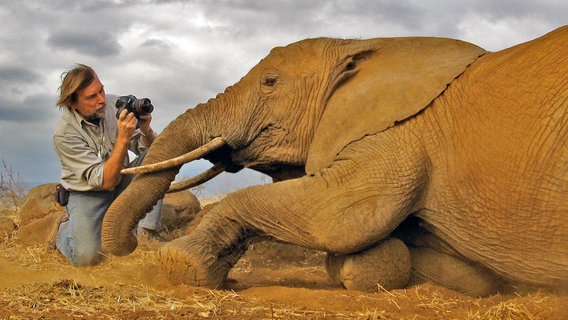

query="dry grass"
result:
[0,241,338,319]
[1,237,566,319]
[3,280,180,318]
[352,286,558,320]
[0,159,26,213]
[0,242,241,319]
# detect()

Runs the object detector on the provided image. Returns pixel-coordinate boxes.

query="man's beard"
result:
[83,103,106,121]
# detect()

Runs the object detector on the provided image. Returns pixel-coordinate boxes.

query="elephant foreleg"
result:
[159,229,252,288]
[158,205,256,288]
[158,135,429,289]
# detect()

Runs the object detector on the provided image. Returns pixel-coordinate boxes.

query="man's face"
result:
[73,75,106,121]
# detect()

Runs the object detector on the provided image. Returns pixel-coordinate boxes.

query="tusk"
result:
[121,137,226,175]
[167,162,225,193]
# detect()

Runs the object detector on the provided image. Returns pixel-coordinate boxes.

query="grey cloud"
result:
[0,65,43,84]
[140,38,170,49]
[472,0,567,19]
[47,29,122,57]
[0,94,57,123]
[0,100,29,122]
[201,1,424,34]
[44,0,105,11]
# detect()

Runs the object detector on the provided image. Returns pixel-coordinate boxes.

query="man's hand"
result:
[117,109,137,143]
[137,113,153,135]
[100,109,137,191]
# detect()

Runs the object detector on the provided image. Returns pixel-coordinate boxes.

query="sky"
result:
[0,0,566,196]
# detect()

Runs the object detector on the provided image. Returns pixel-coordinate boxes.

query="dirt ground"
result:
[0,238,567,320]
[1,193,567,320]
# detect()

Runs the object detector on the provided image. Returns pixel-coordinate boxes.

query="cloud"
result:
[47,29,122,57]
[0,65,45,102]
[0,94,56,122]
[0,65,42,84]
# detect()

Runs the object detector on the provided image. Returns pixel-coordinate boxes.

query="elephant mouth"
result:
[249,163,306,181]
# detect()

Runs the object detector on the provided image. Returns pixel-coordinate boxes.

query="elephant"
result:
[102,26,568,297]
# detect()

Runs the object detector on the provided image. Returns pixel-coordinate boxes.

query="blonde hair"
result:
[56,64,97,109]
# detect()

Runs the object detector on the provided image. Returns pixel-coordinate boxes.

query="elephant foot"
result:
[326,238,411,292]
[158,233,248,288]
[158,236,229,288]
[409,247,503,297]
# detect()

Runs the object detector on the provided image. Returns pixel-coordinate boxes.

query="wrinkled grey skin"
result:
[102,27,568,296]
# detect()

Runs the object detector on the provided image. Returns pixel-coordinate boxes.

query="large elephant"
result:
[102,26,568,296]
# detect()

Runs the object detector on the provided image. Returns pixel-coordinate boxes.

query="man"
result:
[53,64,163,266]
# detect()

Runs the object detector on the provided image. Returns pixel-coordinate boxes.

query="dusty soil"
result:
[1,195,567,319]
[0,239,567,320]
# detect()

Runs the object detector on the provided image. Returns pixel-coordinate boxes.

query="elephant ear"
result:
[306,37,486,174]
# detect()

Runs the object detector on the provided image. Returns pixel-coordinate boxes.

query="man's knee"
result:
[70,245,101,266]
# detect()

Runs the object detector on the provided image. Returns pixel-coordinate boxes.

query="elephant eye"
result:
[345,61,356,71]
[263,76,278,87]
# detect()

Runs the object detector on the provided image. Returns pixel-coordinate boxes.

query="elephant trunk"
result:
[102,105,214,256]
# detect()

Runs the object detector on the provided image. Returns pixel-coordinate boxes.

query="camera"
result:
[115,95,154,119]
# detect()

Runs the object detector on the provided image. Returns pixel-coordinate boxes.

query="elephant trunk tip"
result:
[102,213,139,256]
[102,233,138,256]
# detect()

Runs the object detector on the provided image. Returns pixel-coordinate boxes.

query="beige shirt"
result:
[53,94,148,191]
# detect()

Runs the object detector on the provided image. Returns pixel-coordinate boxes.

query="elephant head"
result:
[101,36,486,256]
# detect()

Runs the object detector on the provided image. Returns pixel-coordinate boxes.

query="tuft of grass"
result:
[0,159,26,215]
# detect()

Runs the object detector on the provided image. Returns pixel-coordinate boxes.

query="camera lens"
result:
[137,98,154,114]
